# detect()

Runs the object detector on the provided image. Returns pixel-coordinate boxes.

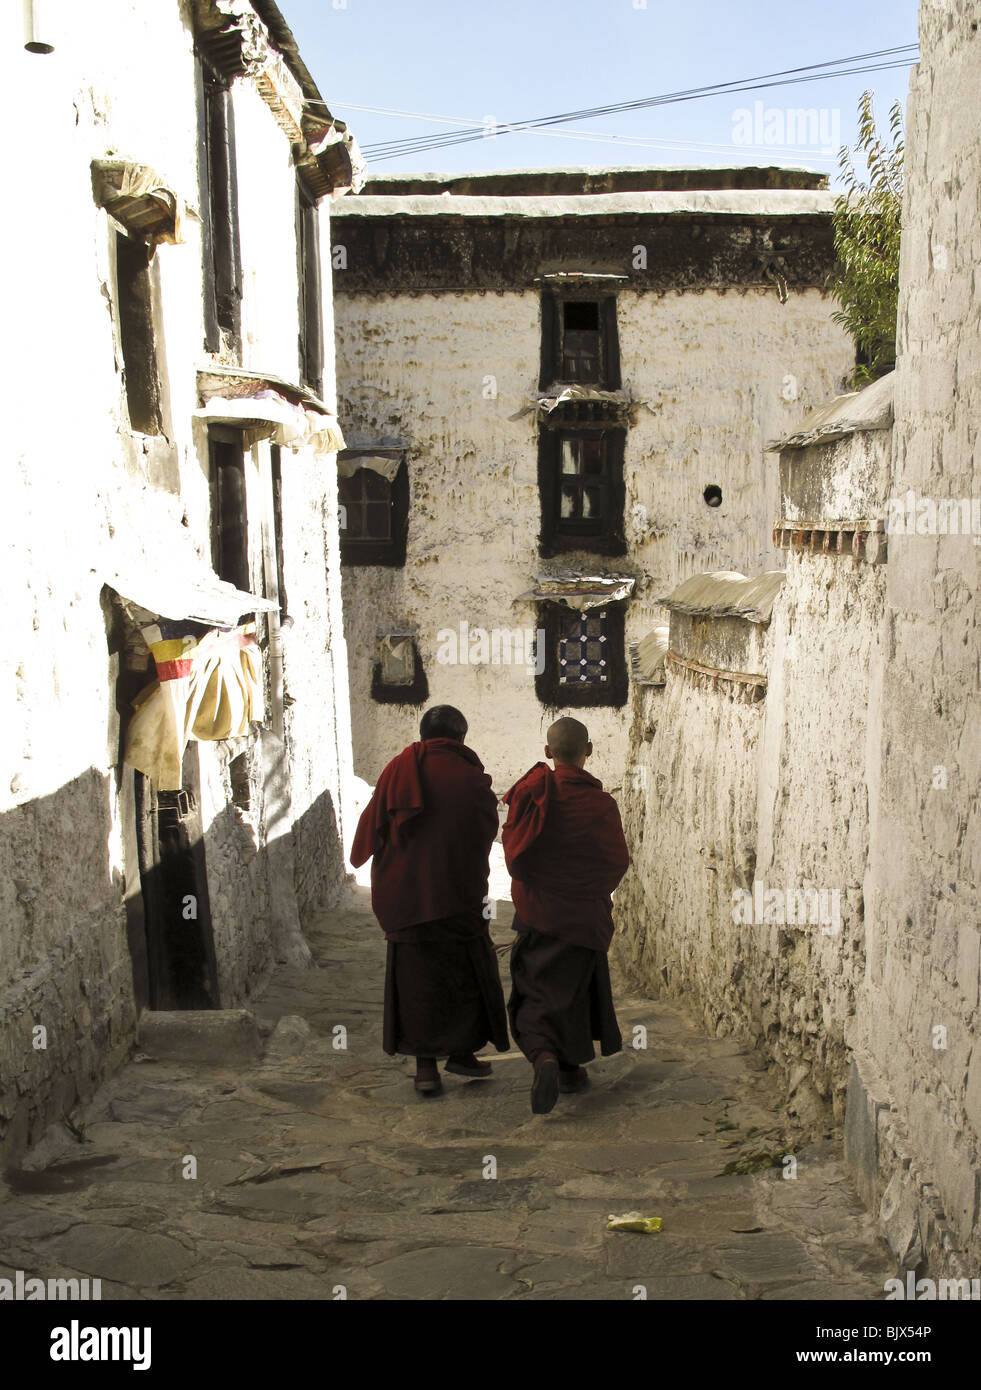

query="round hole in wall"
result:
[703,484,723,508]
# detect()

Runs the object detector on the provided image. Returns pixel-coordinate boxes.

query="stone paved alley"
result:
[0,888,894,1301]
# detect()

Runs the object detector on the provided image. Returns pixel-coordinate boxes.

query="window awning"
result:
[515,574,635,611]
[337,448,405,481]
[511,385,638,421]
[91,160,186,245]
[196,368,345,453]
[658,570,785,624]
[101,530,278,629]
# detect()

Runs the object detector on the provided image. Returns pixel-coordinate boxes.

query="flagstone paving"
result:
[0,887,894,1301]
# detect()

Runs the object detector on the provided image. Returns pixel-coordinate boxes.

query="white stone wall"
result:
[753,551,887,1125]
[611,666,767,1035]
[860,0,981,1269]
[334,284,853,792]
[1,1,354,1159]
[612,462,887,1128]
[614,0,981,1275]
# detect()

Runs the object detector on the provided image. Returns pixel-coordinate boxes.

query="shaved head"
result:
[546,717,590,765]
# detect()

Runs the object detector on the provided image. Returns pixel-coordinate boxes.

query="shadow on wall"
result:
[290,784,348,925]
[0,767,135,1166]
[0,762,350,1169]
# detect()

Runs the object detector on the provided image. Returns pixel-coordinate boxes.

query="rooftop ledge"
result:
[331,190,838,219]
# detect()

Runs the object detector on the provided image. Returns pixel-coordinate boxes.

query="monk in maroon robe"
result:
[350,704,509,1095]
[502,717,630,1114]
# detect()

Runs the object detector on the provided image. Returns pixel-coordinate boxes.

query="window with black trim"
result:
[371,634,429,705]
[338,453,409,566]
[538,423,626,557]
[209,425,249,593]
[115,230,166,436]
[534,603,628,709]
[197,58,242,357]
[296,178,323,396]
[270,444,288,619]
[540,293,620,389]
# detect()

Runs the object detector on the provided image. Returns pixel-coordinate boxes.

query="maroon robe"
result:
[502,761,630,1064]
[351,738,509,1057]
[502,762,630,951]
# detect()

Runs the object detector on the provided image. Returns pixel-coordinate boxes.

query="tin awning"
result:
[196,368,345,453]
[515,574,635,611]
[511,385,637,421]
[91,159,186,245]
[337,448,405,481]
[101,531,277,629]
[658,570,785,624]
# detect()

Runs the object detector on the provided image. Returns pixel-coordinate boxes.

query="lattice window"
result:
[558,609,609,685]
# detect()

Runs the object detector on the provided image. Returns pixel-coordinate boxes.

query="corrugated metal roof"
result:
[767,371,895,451]
[659,570,785,623]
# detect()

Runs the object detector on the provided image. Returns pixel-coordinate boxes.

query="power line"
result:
[333,99,840,161]
[362,45,916,156]
[355,45,917,161]
[365,59,914,159]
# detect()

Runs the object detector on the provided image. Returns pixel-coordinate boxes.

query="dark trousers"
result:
[383,914,509,1058]
[507,918,622,1066]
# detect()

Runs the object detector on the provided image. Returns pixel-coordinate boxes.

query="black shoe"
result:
[531,1053,559,1114]
[445,1054,493,1078]
[558,1065,589,1093]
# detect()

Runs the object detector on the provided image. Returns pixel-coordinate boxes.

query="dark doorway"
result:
[134,747,220,1010]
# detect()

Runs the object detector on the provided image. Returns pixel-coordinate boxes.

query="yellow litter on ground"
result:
[606,1212,663,1233]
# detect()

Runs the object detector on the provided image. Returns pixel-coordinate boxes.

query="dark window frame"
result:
[114,229,165,436]
[270,443,288,620]
[197,55,242,357]
[370,637,429,706]
[539,291,621,390]
[209,425,249,595]
[338,453,409,567]
[296,177,324,396]
[534,602,629,710]
[538,421,627,558]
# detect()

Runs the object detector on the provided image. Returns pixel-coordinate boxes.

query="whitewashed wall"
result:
[0,0,354,1160]
[858,0,981,1273]
[334,284,853,794]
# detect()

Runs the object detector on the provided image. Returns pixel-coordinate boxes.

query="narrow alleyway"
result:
[0,890,892,1301]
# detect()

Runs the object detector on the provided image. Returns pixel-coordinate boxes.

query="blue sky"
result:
[278,0,919,184]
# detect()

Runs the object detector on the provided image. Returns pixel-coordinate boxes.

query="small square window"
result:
[379,635,415,685]
[371,633,429,705]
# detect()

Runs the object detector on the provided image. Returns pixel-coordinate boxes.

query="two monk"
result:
[503,717,630,1113]
[350,704,508,1094]
[351,708,629,1112]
